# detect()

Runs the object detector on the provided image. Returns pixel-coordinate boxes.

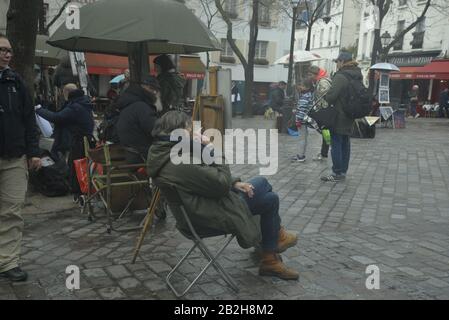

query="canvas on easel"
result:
[192,95,225,136]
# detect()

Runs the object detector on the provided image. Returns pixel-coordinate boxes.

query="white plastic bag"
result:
[35,114,53,138]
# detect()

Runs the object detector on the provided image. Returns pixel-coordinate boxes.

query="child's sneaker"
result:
[291,155,306,162]
[313,153,323,161]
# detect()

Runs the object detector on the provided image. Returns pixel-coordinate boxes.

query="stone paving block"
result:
[105,265,131,279]
[83,268,108,278]
[382,250,404,259]
[143,278,168,292]
[423,277,449,289]
[118,277,141,290]
[350,256,376,265]
[397,267,425,277]
[98,287,127,299]
[419,241,446,253]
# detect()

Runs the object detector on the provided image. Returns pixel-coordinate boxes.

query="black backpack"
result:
[29,152,70,197]
[340,72,371,119]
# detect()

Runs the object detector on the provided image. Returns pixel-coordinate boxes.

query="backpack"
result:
[29,152,71,197]
[340,72,371,119]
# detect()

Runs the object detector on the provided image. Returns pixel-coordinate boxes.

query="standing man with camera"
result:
[0,34,41,282]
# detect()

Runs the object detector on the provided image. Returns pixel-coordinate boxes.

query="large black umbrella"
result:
[47,0,221,81]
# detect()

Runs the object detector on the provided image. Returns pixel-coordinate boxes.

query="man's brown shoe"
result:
[276,227,298,253]
[259,252,299,280]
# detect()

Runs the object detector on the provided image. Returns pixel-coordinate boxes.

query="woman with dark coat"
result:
[36,83,95,198]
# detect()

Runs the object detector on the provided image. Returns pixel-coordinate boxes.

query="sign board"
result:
[378,72,390,104]
[69,52,89,95]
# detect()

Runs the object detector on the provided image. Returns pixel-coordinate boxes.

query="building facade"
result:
[294,0,362,76]
[356,0,449,107]
[186,0,292,113]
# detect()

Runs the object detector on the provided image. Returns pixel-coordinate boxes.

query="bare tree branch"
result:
[44,0,71,34]
[214,0,248,69]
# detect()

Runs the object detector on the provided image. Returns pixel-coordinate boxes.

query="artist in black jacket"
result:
[116,75,161,163]
[0,33,41,282]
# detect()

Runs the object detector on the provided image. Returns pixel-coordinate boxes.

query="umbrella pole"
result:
[128,42,149,84]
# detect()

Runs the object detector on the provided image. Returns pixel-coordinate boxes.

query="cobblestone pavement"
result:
[1,117,449,300]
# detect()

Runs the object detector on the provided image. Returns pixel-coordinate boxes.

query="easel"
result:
[131,67,225,263]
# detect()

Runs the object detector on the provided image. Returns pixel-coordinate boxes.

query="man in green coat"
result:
[147,111,299,280]
[321,52,359,182]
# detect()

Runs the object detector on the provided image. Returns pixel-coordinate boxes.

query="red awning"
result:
[85,53,129,76]
[390,59,449,80]
[419,59,449,79]
[85,53,205,79]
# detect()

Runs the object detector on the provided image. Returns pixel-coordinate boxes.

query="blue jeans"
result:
[409,100,417,117]
[330,132,351,176]
[239,177,281,251]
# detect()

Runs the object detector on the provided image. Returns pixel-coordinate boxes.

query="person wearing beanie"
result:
[153,54,186,114]
[321,51,361,182]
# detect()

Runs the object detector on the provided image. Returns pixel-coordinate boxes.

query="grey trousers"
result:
[0,156,27,273]
[297,125,309,158]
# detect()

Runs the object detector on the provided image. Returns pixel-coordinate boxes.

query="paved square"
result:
[1,117,449,300]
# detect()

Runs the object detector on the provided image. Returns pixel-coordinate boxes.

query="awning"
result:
[390,59,449,80]
[85,53,205,79]
[179,56,206,79]
[85,53,129,75]
[419,59,449,79]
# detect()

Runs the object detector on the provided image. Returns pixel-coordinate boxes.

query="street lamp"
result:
[380,31,392,47]
[380,31,392,62]
[287,0,300,97]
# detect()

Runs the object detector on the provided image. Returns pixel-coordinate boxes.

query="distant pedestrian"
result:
[291,79,314,162]
[408,85,420,118]
[269,81,286,113]
[438,87,449,118]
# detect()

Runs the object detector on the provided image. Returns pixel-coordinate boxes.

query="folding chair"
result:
[156,181,239,298]
[81,138,152,233]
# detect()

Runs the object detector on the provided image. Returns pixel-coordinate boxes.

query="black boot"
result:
[0,267,28,282]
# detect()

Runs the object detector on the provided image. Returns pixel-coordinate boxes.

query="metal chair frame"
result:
[81,138,152,233]
[157,182,239,298]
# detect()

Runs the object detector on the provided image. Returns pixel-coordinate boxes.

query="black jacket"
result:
[270,87,285,111]
[439,90,449,108]
[116,84,158,158]
[0,68,40,159]
[36,89,95,157]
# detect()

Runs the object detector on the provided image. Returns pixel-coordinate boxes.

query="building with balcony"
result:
[357,0,449,107]
[294,0,362,76]
[186,0,292,113]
